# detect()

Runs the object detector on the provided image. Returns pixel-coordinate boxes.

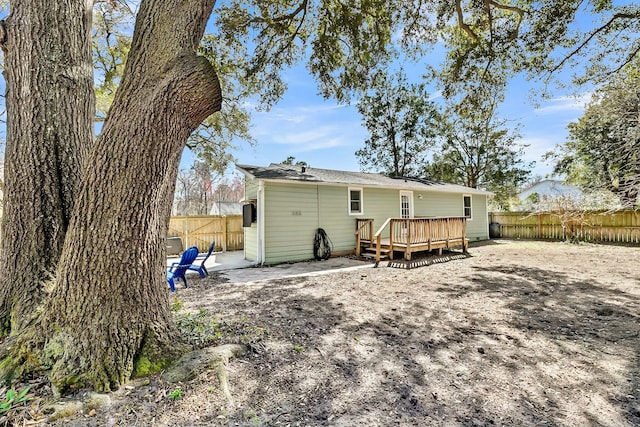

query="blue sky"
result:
[180,60,591,180]
[183,2,618,180]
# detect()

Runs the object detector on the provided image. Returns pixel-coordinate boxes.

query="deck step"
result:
[361,252,389,260]
[362,246,391,252]
[361,247,390,261]
[363,247,391,254]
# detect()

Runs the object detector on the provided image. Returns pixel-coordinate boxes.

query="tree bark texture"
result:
[0,0,94,332]
[24,0,222,391]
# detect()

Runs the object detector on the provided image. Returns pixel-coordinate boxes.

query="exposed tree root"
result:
[42,343,247,422]
[163,344,246,406]
[46,392,112,422]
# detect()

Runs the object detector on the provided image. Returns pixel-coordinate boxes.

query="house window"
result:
[463,195,472,219]
[349,188,363,215]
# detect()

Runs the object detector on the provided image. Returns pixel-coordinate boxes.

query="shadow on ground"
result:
[458,264,640,425]
[170,254,640,426]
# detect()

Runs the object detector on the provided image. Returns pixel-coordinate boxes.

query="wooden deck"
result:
[356,217,468,264]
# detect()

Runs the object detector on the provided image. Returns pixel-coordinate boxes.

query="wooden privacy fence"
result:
[489,210,640,244]
[168,215,243,252]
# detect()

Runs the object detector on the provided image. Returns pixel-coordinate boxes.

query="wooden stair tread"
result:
[363,247,391,253]
[361,252,389,260]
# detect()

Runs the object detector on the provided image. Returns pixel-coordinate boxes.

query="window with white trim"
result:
[463,195,472,219]
[349,188,363,215]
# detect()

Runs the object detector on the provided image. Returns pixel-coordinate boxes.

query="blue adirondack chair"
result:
[166,246,199,292]
[188,241,215,278]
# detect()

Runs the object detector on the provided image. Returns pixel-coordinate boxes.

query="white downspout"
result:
[257,180,265,265]
[485,195,490,240]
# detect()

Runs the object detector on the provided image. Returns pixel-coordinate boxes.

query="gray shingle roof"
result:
[236,163,492,195]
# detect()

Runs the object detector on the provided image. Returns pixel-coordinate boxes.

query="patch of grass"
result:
[170,297,184,312]
[0,386,32,414]
[175,309,223,349]
[174,307,269,349]
[169,387,184,401]
[293,345,305,353]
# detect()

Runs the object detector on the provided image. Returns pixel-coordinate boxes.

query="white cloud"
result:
[518,136,556,156]
[255,103,349,125]
[248,102,365,158]
[534,93,592,115]
[516,133,568,177]
[272,126,342,146]
[291,138,346,153]
[428,90,443,101]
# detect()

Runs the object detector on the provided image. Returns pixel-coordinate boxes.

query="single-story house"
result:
[237,163,493,265]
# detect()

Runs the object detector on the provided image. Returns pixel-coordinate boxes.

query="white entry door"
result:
[399,191,414,218]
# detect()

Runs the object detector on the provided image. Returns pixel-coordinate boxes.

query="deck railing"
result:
[369,216,468,262]
[355,218,374,256]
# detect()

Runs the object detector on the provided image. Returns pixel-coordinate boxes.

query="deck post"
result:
[445,217,450,248]
[388,220,394,260]
[375,235,381,263]
[462,217,468,254]
[405,219,412,260]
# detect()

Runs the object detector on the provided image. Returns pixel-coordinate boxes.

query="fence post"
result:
[184,216,189,249]
[222,215,228,252]
[537,213,541,239]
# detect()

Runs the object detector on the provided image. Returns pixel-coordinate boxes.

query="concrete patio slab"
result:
[168,251,376,284]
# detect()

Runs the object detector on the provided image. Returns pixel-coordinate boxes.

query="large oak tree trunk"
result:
[0,0,221,392]
[25,0,221,391]
[0,0,94,333]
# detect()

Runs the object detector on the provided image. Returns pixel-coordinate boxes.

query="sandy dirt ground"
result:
[28,240,640,426]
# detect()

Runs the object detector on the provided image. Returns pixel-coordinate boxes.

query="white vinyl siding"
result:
[466,194,488,241]
[243,179,259,261]
[318,186,357,252]
[413,191,488,241]
[255,181,491,264]
[244,223,258,261]
[263,183,319,264]
[413,191,461,217]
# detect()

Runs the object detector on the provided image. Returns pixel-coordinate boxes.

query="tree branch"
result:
[484,0,524,40]
[606,41,640,77]
[484,0,524,19]
[455,0,479,43]
[249,0,308,25]
[551,12,639,74]
[247,1,309,77]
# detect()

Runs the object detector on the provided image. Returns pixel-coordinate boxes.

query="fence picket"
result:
[168,215,244,252]
[489,210,640,244]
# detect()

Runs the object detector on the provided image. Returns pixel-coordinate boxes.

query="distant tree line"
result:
[354,69,532,211]
[172,161,244,216]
